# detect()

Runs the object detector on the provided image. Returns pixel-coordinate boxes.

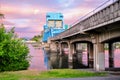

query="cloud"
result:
[0,20,14,25]
[82,0,112,9]
[1,4,55,19]
[63,7,92,19]
[61,5,95,25]
[1,0,109,38]
[58,0,74,7]
[14,26,42,38]
[1,3,55,33]
[62,0,110,25]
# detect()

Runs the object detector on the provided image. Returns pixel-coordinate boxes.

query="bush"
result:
[0,24,29,71]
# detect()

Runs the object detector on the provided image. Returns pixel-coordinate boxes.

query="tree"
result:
[31,35,43,42]
[0,13,4,24]
[0,13,4,19]
[0,24,29,71]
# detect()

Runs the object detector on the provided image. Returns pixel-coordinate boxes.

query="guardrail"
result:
[50,0,120,40]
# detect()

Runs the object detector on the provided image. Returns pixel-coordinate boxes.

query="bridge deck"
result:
[50,0,120,40]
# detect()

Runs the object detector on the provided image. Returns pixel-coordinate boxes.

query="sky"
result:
[0,0,113,39]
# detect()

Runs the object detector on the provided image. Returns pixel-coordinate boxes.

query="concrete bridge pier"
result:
[108,42,114,68]
[72,43,79,69]
[58,42,62,68]
[87,43,94,68]
[68,42,74,69]
[49,41,58,52]
[76,43,83,65]
[94,42,105,71]
[59,42,69,68]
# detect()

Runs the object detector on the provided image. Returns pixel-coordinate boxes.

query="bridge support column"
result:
[87,43,93,68]
[109,43,114,68]
[59,42,62,55]
[94,43,105,71]
[73,43,76,54]
[77,43,83,64]
[59,42,62,68]
[59,42,69,68]
[68,42,73,69]
[49,41,58,52]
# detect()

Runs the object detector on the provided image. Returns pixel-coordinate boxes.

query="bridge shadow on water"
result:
[27,44,120,71]
[27,44,61,70]
[43,48,89,69]
[44,49,120,70]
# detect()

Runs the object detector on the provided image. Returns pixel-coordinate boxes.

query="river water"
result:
[28,44,47,71]
[27,44,120,70]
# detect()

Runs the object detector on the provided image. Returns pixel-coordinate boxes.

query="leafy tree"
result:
[0,24,29,71]
[0,13,4,24]
[31,35,43,42]
[0,13,4,19]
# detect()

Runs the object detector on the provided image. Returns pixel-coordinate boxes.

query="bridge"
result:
[48,0,120,71]
[42,12,68,42]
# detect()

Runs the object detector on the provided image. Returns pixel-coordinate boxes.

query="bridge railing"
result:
[50,0,120,40]
[49,25,78,40]
[70,0,116,27]
[81,0,120,30]
[50,23,81,40]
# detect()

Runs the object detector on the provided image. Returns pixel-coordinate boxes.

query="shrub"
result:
[0,24,29,71]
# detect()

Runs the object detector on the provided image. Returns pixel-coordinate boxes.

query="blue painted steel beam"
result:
[42,12,67,42]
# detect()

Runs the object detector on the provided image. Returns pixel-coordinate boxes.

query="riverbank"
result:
[0,69,107,80]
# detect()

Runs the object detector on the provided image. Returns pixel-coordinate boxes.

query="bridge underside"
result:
[48,20,120,71]
[48,0,120,71]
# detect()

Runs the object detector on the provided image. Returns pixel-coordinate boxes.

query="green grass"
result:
[39,69,106,78]
[0,69,107,80]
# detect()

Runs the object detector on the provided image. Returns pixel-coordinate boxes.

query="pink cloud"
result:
[1,4,55,19]
[2,20,15,25]
[63,6,94,26]
[1,0,110,38]
[1,4,50,36]
[63,0,112,26]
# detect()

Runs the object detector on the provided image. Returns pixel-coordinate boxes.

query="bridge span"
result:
[48,0,120,71]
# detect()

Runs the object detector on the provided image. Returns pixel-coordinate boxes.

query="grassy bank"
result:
[0,69,107,80]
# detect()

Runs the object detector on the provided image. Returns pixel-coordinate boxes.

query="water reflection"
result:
[27,43,120,70]
[43,48,68,69]
[28,44,47,70]
[105,49,120,68]
[43,49,50,69]
[44,50,60,69]
[45,49,120,69]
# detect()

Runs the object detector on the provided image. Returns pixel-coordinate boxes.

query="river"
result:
[28,44,47,71]
[27,44,120,70]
